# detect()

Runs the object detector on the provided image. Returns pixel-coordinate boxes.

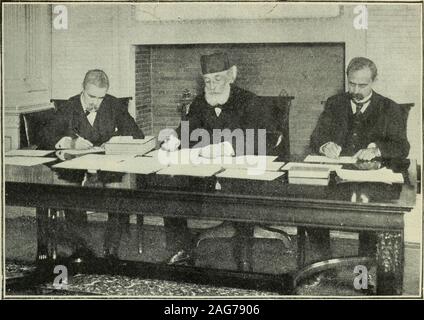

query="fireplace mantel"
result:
[134,3,341,22]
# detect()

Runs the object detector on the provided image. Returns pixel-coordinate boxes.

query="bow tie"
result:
[84,107,98,116]
[213,105,222,117]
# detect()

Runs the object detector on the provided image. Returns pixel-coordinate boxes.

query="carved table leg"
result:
[376,231,404,295]
[36,208,49,262]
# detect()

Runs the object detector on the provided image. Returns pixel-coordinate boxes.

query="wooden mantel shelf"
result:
[5,102,54,116]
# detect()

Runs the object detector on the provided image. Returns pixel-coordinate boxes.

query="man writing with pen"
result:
[310,57,409,161]
[41,69,144,261]
[42,69,144,150]
[305,57,410,286]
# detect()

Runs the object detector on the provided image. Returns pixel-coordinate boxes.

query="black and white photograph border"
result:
[1,1,422,300]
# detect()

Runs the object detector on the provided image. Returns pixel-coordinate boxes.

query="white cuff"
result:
[367,143,381,157]
[55,136,72,149]
[319,142,331,155]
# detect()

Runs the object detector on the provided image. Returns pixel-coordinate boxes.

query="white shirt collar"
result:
[80,93,97,126]
[351,91,373,114]
[80,93,88,112]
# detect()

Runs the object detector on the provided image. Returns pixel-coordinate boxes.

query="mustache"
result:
[349,93,364,100]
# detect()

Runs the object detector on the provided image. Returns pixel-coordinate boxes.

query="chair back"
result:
[21,108,56,148]
[255,96,293,160]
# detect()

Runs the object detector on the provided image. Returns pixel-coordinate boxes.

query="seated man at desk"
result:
[308,56,410,284]
[41,69,145,261]
[161,52,266,267]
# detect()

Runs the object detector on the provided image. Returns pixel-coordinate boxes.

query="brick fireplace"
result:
[135,43,344,156]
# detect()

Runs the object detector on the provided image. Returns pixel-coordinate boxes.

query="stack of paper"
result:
[286,164,331,186]
[304,155,357,164]
[336,168,404,184]
[104,136,156,155]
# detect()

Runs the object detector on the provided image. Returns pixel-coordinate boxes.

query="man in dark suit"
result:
[42,69,144,261]
[41,70,143,150]
[308,57,409,283]
[161,52,263,267]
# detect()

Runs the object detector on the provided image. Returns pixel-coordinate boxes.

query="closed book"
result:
[105,135,157,155]
[288,166,331,179]
[289,177,329,186]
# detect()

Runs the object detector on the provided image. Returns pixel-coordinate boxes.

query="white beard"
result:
[204,84,231,106]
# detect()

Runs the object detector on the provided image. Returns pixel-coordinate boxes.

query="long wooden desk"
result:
[5,157,417,295]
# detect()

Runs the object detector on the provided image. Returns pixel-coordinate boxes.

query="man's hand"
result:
[56,136,73,149]
[74,136,93,149]
[161,135,181,152]
[353,161,382,170]
[199,141,235,158]
[321,142,342,159]
[353,147,381,161]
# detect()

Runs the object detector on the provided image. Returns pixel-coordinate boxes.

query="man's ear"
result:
[228,65,237,83]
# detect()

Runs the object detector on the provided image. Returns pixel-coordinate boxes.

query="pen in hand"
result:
[73,130,93,149]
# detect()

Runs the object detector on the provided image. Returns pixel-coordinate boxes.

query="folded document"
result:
[336,167,404,184]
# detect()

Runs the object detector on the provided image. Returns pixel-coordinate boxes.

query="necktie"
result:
[354,102,364,115]
[85,110,90,117]
[352,98,371,115]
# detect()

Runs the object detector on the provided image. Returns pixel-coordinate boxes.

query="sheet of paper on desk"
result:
[145,148,201,164]
[4,156,57,166]
[304,155,357,164]
[336,168,404,184]
[5,149,55,157]
[107,135,155,144]
[53,154,135,171]
[156,164,222,177]
[59,146,105,156]
[219,155,280,169]
[216,168,286,181]
[111,157,167,174]
[143,149,159,157]
[282,162,342,171]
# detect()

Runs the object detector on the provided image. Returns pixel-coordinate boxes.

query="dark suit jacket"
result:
[176,85,261,155]
[310,91,409,159]
[40,94,144,149]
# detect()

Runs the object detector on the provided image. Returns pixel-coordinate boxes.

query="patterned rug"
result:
[6,261,373,297]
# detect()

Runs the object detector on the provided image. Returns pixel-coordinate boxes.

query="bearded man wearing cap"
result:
[161,52,262,266]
